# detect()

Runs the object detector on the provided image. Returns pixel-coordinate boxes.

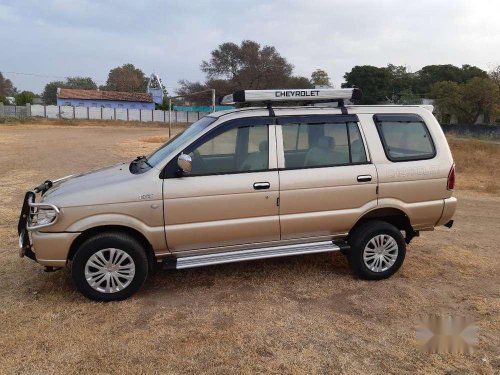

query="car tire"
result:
[72,232,149,301]
[346,220,406,280]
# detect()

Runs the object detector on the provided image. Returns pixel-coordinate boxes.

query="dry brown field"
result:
[0,120,498,374]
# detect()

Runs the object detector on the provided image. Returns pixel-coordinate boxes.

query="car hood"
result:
[41,162,158,207]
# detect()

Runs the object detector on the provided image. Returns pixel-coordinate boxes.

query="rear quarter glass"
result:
[373,114,436,162]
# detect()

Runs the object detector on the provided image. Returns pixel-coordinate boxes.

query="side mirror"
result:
[177,153,192,173]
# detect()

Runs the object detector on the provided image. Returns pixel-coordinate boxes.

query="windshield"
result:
[147,116,217,167]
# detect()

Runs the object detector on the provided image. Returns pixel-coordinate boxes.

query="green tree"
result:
[102,64,148,92]
[311,69,331,86]
[342,65,393,104]
[42,80,65,105]
[179,40,311,104]
[15,91,35,105]
[65,76,97,90]
[398,89,422,105]
[489,65,500,89]
[430,81,462,123]
[386,64,416,99]
[460,77,499,123]
[431,78,499,124]
[0,72,16,97]
[415,64,487,95]
[41,77,97,105]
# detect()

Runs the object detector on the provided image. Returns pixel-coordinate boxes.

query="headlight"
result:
[36,208,58,226]
[26,202,60,230]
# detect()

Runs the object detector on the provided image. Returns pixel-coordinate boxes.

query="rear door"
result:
[276,114,378,239]
[162,117,280,252]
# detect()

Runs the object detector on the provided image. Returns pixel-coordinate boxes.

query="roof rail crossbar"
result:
[266,102,275,117]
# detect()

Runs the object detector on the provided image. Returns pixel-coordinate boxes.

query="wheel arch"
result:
[68,225,156,268]
[349,207,416,243]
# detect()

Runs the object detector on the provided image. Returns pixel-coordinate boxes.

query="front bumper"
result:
[18,181,76,267]
[19,226,78,267]
[29,231,80,267]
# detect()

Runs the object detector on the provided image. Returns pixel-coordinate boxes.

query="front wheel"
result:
[72,232,149,301]
[346,221,406,280]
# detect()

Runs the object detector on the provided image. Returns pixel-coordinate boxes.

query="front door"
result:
[277,114,378,240]
[162,117,280,252]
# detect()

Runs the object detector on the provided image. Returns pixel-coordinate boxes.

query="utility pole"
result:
[211,89,216,113]
[168,98,172,138]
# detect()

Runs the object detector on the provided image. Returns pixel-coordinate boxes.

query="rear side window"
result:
[280,119,367,169]
[374,114,436,162]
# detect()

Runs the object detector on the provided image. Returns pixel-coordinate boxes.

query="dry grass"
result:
[0,123,499,374]
[141,135,170,144]
[0,116,188,129]
[448,136,500,194]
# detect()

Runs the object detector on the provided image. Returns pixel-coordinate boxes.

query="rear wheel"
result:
[346,221,406,280]
[72,232,149,301]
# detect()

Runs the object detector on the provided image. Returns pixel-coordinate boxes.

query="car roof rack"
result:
[220,88,362,116]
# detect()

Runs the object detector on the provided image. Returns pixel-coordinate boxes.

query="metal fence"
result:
[0,103,209,124]
[2,104,499,140]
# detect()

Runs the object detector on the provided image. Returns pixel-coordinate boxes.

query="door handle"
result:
[357,175,372,182]
[253,182,270,190]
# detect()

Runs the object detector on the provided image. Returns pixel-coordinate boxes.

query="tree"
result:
[415,64,487,95]
[179,40,311,104]
[102,64,148,92]
[42,81,65,105]
[489,65,500,89]
[200,40,301,89]
[15,91,35,106]
[431,78,500,124]
[342,65,393,104]
[460,77,499,123]
[311,69,331,86]
[0,72,16,97]
[398,89,422,105]
[386,65,417,99]
[65,77,97,90]
[41,77,97,104]
[429,81,462,123]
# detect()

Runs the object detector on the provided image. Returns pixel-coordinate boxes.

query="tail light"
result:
[447,164,456,190]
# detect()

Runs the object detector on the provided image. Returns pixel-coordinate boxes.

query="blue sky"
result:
[1,0,499,95]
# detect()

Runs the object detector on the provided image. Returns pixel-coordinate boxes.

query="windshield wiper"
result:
[133,155,153,168]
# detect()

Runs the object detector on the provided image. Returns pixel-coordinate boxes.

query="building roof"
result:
[57,88,153,103]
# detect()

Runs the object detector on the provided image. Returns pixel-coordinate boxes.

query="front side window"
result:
[374,114,435,161]
[187,124,269,176]
[281,119,367,169]
[147,116,217,167]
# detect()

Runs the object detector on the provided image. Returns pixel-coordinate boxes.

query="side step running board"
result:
[164,241,349,270]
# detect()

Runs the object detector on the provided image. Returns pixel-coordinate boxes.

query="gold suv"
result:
[18,89,457,301]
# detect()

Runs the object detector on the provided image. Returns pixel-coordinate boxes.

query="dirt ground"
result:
[0,121,499,374]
